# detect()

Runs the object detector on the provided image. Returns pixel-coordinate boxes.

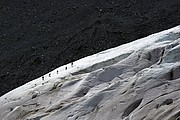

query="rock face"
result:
[0,26,180,120]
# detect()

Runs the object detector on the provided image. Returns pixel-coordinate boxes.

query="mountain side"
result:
[0,0,180,96]
[0,26,180,120]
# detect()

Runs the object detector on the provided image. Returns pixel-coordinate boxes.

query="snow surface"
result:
[0,25,180,120]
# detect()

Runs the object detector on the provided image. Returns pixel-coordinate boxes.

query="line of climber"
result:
[41,62,74,80]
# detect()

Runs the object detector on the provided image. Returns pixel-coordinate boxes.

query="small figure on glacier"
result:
[42,76,44,80]
[65,66,67,70]
[71,62,73,67]
[49,73,51,77]
[57,70,58,74]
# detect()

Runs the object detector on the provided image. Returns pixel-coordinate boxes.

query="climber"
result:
[49,73,51,77]
[42,76,44,80]
[57,70,58,74]
[71,62,73,67]
[65,66,67,70]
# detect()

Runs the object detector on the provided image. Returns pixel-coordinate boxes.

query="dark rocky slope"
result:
[0,0,180,96]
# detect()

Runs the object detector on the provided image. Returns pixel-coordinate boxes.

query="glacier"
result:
[0,25,180,120]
